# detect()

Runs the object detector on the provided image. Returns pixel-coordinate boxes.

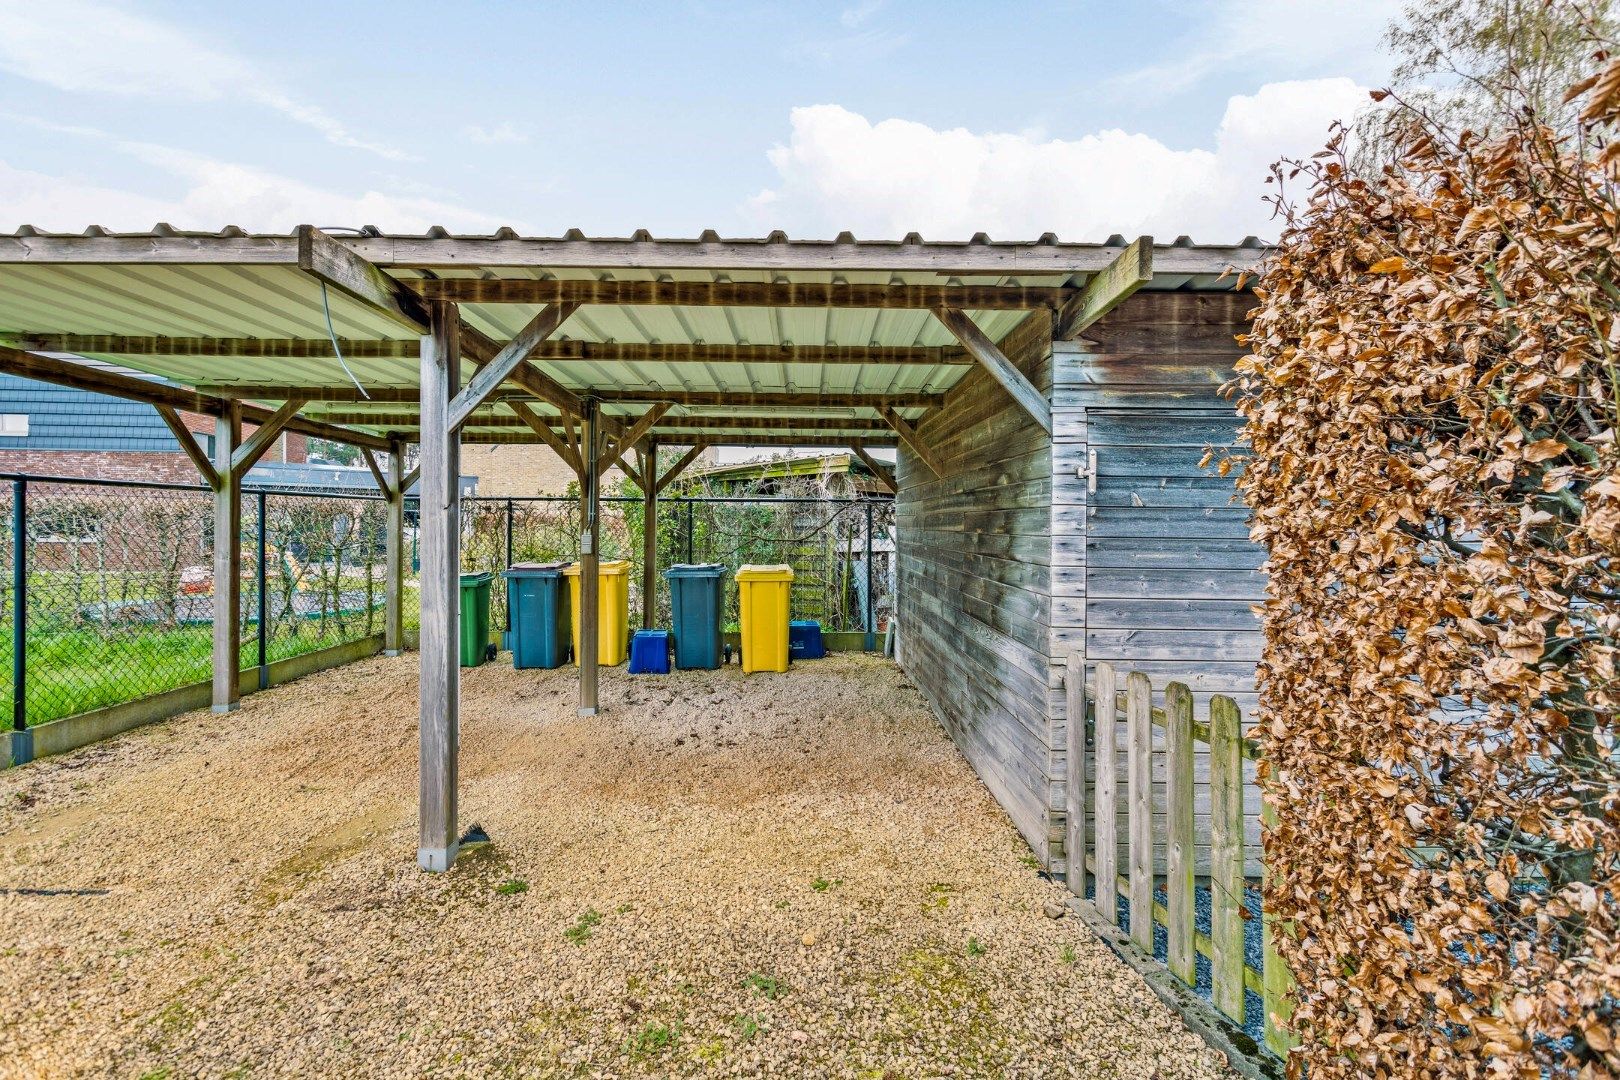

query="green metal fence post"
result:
[256,490,268,690]
[685,500,695,563]
[864,500,875,651]
[11,478,31,763]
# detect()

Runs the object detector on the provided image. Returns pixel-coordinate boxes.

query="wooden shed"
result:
[0,227,1264,874]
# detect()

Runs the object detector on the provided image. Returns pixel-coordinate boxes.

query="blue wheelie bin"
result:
[665,563,727,670]
[504,561,571,669]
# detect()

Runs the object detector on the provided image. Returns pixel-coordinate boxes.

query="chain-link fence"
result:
[3,470,892,728]
[1,474,408,727]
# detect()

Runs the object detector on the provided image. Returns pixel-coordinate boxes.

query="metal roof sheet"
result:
[0,228,1261,445]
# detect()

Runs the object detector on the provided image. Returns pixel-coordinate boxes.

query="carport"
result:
[0,226,1260,874]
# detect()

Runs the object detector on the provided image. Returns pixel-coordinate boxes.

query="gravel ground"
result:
[0,652,1234,1079]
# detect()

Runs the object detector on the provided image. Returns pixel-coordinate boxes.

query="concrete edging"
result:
[3,633,405,768]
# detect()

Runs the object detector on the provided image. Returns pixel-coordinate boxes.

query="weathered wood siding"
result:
[1049,291,1265,876]
[896,313,1057,862]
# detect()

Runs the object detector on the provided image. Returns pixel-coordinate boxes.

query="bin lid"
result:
[562,559,632,576]
[459,571,493,586]
[504,561,570,578]
[736,564,794,581]
[665,563,727,579]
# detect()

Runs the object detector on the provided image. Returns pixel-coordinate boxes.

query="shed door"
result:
[1080,407,1265,714]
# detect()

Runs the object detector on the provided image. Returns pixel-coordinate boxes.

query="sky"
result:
[0,0,1407,244]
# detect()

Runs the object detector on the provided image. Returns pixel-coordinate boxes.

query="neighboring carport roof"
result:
[0,226,1264,448]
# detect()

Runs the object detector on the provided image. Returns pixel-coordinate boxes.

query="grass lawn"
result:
[2,585,418,726]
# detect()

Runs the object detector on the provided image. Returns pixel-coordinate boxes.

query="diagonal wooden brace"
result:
[933,306,1051,435]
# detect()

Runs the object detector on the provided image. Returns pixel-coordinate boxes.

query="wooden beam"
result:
[654,442,710,495]
[464,431,897,449]
[155,405,219,488]
[933,306,1052,435]
[297,224,428,332]
[448,302,580,432]
[202,385,947,411]
[848,443,896,494]
[360,447,392,496]
[9,335,971,367]
[579,399,601,716]
[0,345,390,451]
[640,440,658,627]
[507,401,582,476]
[1056,235,1153,340]
[417,278,1070,310]
[211,401,243,714]
[383,440,406,656]
[880,407,944,478]
[313,412,897,433]
[400,463,421,495]
[598,404,671,479]
[0,232,1264,277]
[592,390,944,409]
[230,398,306,479]
[417,300,461,872]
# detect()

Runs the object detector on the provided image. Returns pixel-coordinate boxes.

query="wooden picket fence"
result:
[1063,656,1298,1058]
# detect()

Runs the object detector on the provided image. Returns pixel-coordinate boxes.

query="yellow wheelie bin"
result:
[564,560,631,666]
[736,564,794,673]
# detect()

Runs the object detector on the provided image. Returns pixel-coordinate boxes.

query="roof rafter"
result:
[6,335,973,367]
[416,278,1070,310]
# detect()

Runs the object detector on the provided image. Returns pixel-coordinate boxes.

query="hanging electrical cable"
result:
[320,281,370,401]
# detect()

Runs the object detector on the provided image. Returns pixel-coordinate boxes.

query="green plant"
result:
[743,972,784,999]
[563,908,602,944]
[495,879,528,896]
[623,1022,679,1059]
[810,876,841,893]
[1060,943,1076,965]
[733,1014,764,1040]
[966,937,986,957]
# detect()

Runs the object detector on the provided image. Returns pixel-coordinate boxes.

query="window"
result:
[0,414,28,437]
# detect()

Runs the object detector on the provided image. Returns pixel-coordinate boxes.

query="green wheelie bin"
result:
[459,571,494,667]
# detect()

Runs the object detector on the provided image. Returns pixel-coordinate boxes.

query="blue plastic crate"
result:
[789,619,825,660]
[628,629,671,674]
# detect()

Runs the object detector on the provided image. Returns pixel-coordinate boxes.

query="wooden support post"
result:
[211,401,243,714]
[880,408,945,479]
[1262,797,1300,1056]
[1126,671,1153,952]
[1056,235,1153,340]
[849,442,897,494]
[641,438,657,630]
[1092,662,1119,925]
[417,301,462,873]
[1165,681,1196,985]
[579,398,601,716]
[1064,651,1086,897]
[933,306,1053,434]
[384,439,406,657]
[1210,694,1246,1021]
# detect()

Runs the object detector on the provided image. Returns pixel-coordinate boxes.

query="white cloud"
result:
[746,78,1371,242]
[0,0,412,160]
[462,121,530,146]
[839,1,885,29]
[0,123,512,233]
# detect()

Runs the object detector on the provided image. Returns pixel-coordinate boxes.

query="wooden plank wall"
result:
[895,312,1058,862]
[1049,291,1265,876]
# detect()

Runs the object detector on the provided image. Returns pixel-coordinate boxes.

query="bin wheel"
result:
[485,642,497,662]
[723,644,733,665]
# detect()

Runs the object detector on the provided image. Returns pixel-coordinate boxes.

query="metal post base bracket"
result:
[418,844,460,873]
[383,649,404,658]
[211,701,241,715]
[578,706,599,717]
[8,729,34,767]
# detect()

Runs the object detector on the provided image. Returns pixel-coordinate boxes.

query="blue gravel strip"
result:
[1085,878,1270,1048]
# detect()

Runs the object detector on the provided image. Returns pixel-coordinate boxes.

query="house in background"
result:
[0,368,307,483]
